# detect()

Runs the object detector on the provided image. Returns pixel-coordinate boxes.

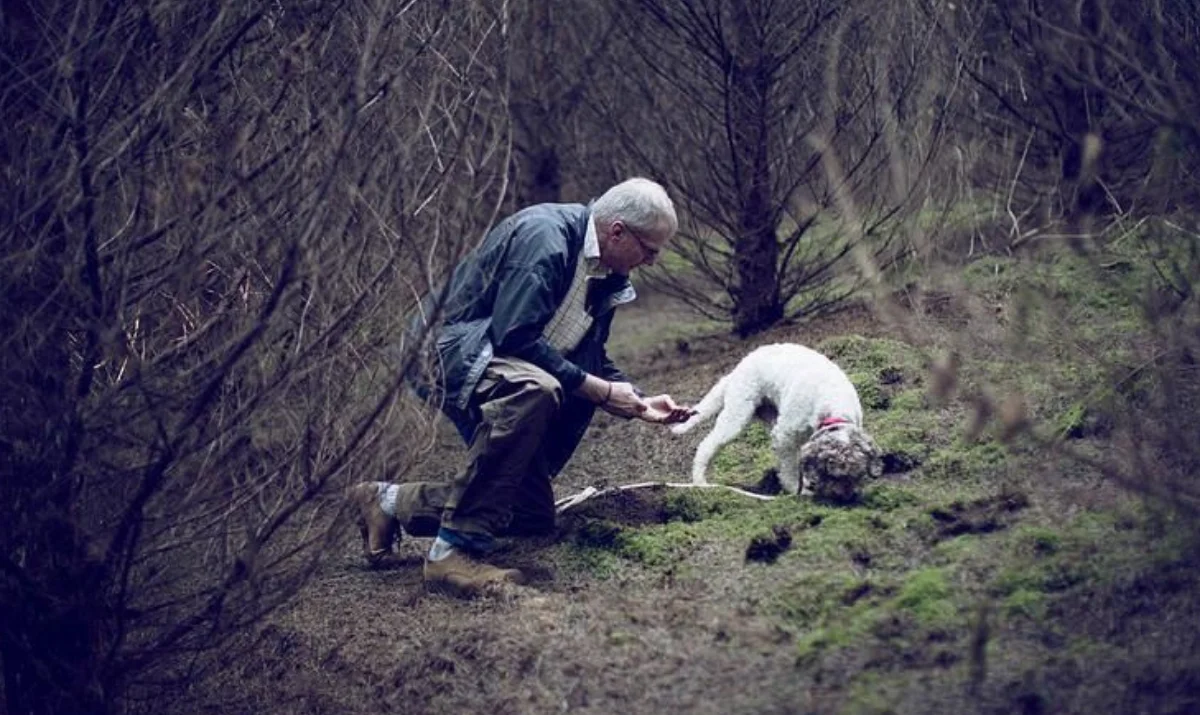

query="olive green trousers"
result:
[391,355,565,541]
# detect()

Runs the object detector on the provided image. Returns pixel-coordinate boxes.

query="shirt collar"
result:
[584,214,604,274]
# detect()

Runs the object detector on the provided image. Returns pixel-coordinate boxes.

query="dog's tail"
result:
[670,374,730,435]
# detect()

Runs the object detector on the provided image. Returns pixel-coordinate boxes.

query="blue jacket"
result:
[409,202,637,473]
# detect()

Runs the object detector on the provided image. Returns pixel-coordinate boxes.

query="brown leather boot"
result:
[423,549,525,598]
[346,482,399,567]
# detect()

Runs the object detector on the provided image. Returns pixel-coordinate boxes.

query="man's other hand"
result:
[639,394,697,424]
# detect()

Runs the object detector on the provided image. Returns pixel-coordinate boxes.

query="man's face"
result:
[601,220,669,274]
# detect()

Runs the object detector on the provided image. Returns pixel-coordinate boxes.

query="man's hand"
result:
[601,381,648,419]
[574,375,694,423]
[638,394,697,425]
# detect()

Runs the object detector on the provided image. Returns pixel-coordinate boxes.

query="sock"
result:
[378,483,399,517]
[428,536,456,562]
[436,526,495,554]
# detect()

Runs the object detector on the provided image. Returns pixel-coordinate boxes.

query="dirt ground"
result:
[176,287,1200,715]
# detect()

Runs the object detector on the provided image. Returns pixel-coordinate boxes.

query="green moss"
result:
[794,510,891,564]
[865,390,941,477]
[961,256,1021,294]
[584,488,912,571]
[1018,526,1063,555]
[1003,587,1048,619]
[795,566,967,664]
[1036,251,1147,321]
[860,483,922,511]
[553,540,621,578]
[994,558,1089,596]
[795,625,854,664]
[615,522,700,566]
[1054,402,1089,439]
[991,517,1132,598]
[893,568,959,627]
[922,439,1009,482]
[851,372,889,410]
[663,488,748,523]
[817,334,926,378]
[889,389,927,412]
[708,421,775,483]
[963,249,1158,373]
[773,570,867,626]
[873,424,936,471]
[794,591,884,665]
[930,533,987,562]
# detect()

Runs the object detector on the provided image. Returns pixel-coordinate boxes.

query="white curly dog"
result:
[671,343,883,500]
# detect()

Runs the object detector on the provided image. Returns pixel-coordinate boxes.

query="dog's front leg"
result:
[771,426,804,495]
[776,451,803,495]
[690,436,718,485]
[692,424,745,485]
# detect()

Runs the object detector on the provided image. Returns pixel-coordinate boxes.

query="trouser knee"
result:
[508,373,563,419]
[482,373,562,438]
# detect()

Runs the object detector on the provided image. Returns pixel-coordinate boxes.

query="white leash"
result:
[554,480,777,515]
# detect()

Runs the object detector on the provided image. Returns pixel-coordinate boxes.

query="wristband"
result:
[602,381,613,405]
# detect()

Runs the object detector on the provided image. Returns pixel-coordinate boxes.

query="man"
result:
[348,177,693,597]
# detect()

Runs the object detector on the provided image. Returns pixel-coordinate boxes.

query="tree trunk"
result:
[511,0,564,206]
[2,529,112,715]
[523,145,563,205]
[1060,0,1106,221]
[728,6,782,336]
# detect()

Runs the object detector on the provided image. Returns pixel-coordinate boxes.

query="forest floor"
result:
[181,247,1200,715]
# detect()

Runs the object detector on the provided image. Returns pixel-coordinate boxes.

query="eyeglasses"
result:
[622,223,660,261]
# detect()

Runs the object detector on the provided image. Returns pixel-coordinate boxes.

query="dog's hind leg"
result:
[690,392,758,485]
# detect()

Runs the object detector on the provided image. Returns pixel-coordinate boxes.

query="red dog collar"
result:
[818,416,852,429]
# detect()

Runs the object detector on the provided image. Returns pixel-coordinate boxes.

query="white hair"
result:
[591,177,678,239]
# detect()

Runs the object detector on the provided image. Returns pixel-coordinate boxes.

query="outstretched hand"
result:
[638,394,697,425]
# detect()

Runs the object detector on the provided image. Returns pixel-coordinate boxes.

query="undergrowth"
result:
[552,240,1200,713]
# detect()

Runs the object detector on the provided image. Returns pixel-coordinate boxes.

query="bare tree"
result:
[955,0,1200,516]
[841,0,1200,525]
[939,0,1200,233]
[599,0,947,336]
[503,0,619,205]
[0,0,511,712]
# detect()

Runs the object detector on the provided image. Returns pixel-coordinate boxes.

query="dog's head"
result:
[799,425,884,504]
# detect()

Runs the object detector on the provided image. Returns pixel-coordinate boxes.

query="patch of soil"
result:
[739,467,783,496]
[551,486,673,552]
[882,451,923,474]
[928,489,1030,540]
[559,485,671,526]
[745,525,793,564]
[840,580,874,606]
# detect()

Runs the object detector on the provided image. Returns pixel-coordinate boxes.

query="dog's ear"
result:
[798,447,822,495]
[858,430,885,479]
